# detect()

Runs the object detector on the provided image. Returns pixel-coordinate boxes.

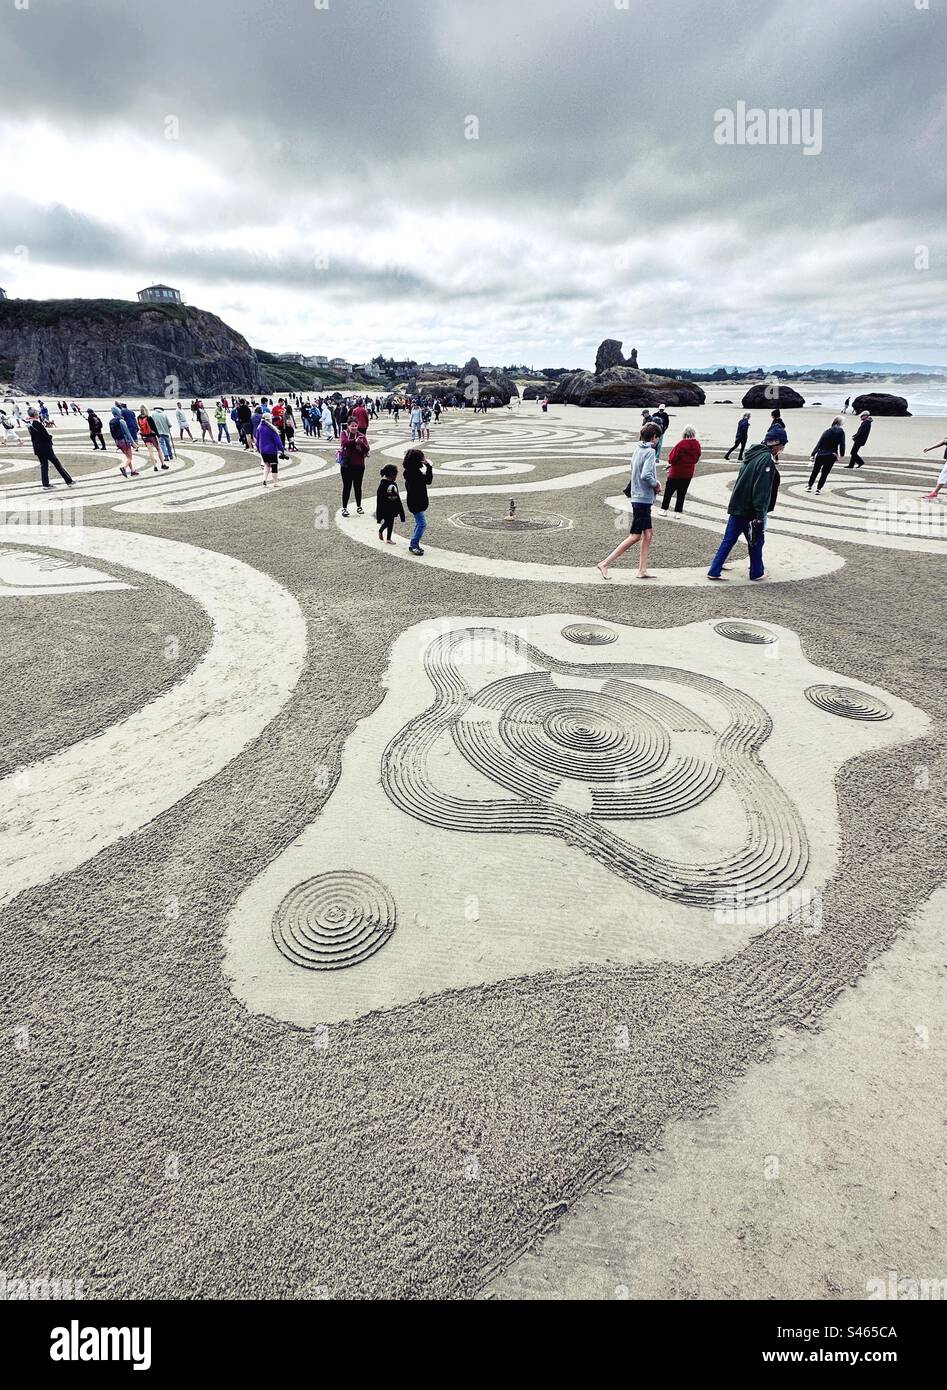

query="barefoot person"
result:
[707,436,783,581]
[922,436,947,500]
[597,421,662,579]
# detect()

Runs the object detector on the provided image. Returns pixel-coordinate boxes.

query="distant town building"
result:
[311,356,330,368]
[434,363,460,373]
[137,284,182,305]
[329,358,351,371]
[276,352,307,364]
[356,361,384,380]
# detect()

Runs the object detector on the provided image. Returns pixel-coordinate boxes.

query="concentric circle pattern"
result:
[561,623,619,646]
[714,621,779,645]
[804,684,893,721]
[448,510,571,532]
[272,871,397,970]
[498,688,669,783]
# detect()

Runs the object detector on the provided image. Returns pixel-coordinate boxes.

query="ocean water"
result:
[789,380,947,419]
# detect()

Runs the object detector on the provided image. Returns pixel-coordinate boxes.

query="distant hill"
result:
[0,298,265,395]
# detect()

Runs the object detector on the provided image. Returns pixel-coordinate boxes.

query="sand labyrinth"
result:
[223,614,927,1026]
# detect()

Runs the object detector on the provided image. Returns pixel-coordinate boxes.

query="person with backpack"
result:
[724,412,751,460]
[137,406,167,471]
[807,417,846,493]
[110,406,139,476]
[707,436,783,581]
[27,408,75,489]
[846,411,873,469]
[375,463,406,543]
[402,446,433,555]
[339,424,370,515]
[87,407,106,450]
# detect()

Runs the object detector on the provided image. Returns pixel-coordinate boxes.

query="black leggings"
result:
[808,453,837,490]
[661,477,691,512]
[848,443,865,467]
[341,466,363,508]
[724,437,746,460]
[378,515,395,540]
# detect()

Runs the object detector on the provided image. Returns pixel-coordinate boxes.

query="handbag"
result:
[622,481,632,498]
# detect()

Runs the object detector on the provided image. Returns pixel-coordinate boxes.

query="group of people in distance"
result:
[595,403,882,583]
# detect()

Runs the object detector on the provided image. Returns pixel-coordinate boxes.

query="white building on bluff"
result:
[138,284,182,305]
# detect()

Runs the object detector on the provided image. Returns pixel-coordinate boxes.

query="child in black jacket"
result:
[376,464,405,542]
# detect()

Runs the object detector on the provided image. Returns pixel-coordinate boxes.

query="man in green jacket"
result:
[707,439,783,580]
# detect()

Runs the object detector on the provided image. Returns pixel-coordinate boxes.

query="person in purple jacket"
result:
[256,411,283,486]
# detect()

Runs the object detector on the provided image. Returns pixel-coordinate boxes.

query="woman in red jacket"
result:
[661,427,701,514]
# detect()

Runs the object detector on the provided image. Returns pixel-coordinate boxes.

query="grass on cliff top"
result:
[0,298,193,327]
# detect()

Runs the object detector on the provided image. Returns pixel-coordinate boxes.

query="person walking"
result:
[350,398,369,434]
[339,423,370,515]
[661,427,701,514]
[0,410,23,445]
[256,411,283,486]
[402,447,433,555]
[152,404,175,461]
[764,409,788,447]
[197,402,214,442]
[724,412,751,460]
[137,406,167,471]
[214,402,232,443]
[409,402,424,441]
[87,407,106,450]
[922,436,947,500]
[807,417,846,493]
[843,396,851,414]
[120,402,139,446]
[175,402,193,440]
[847,411,873,468]
[375,463,405,543]
[109,406,139,476]
[27,408,75,489]
[707,436,783,581]
[235,398,253,448]
[596,421,662,579]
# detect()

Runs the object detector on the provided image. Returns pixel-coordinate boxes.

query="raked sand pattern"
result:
[224,614,926,1026]
[2,401,946,1299]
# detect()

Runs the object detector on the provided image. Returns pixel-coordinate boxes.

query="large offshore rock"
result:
[551,366,705,408]
[0,298,265,395]
[851,392,910,416]
[454,356,518,404]
[741,383,806,409]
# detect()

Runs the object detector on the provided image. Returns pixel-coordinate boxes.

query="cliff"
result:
[0,298,265,396]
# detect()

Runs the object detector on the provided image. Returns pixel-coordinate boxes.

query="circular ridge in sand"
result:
[561,622,619,646]
[804,684,893,721]
[714,621,779,645]
[272,871,397,970]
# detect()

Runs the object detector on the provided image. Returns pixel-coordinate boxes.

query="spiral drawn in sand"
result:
[561,623,619,646]
[714,621,778,646]
[382,626,810,909]
[804,684,893,722]
[272,871,396,970]
[448,510,571,533]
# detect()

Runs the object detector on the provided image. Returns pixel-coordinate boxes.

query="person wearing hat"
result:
[847,411,873,469]
[27,408,74,489]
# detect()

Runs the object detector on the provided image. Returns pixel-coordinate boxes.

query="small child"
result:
[375,464,405,543]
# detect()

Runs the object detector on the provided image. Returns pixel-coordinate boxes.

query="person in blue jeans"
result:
[402,447,433,555]
[707,438,783,581]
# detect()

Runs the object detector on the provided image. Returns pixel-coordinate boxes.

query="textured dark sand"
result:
[1,420,945,1299]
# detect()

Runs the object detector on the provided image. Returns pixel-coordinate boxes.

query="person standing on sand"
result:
[650,404,670,463]
[922,436,947,500]
[724,412,751,460]
[110,406,139,476]
[152,404,174,461]
[846,411,872,468]
[214,402,232,443]
[706,436,783,581]
[175,402,193,440]
[120,402,139,445]
[807,417,846,493]
[764,409,788,447]
[197,403,214,442]
[596,421,662,580]
[843,396,851,413]
[339,423,370,516]
[350,398,369,434]
[662,426,701,514]
[256,411,283,486]
[137,406,167,471]
[27,408,75,489]
[375,463,405,543]
[402,446,433,555]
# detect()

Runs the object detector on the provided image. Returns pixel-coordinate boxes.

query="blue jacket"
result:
[121,407,139,440]
[764,419,788,446]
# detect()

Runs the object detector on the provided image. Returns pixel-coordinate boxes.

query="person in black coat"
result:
[847,412,873,468]
[27,409,74,488]
[807,417,846,492]
[402,447,433,555]
[87,408,106,450]
[724,412,751,461]
[375,464,405,542]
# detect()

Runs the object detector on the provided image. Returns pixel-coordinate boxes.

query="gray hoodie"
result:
[629,442,658,503]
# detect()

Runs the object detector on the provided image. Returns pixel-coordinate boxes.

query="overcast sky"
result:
[1,0,944,368]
